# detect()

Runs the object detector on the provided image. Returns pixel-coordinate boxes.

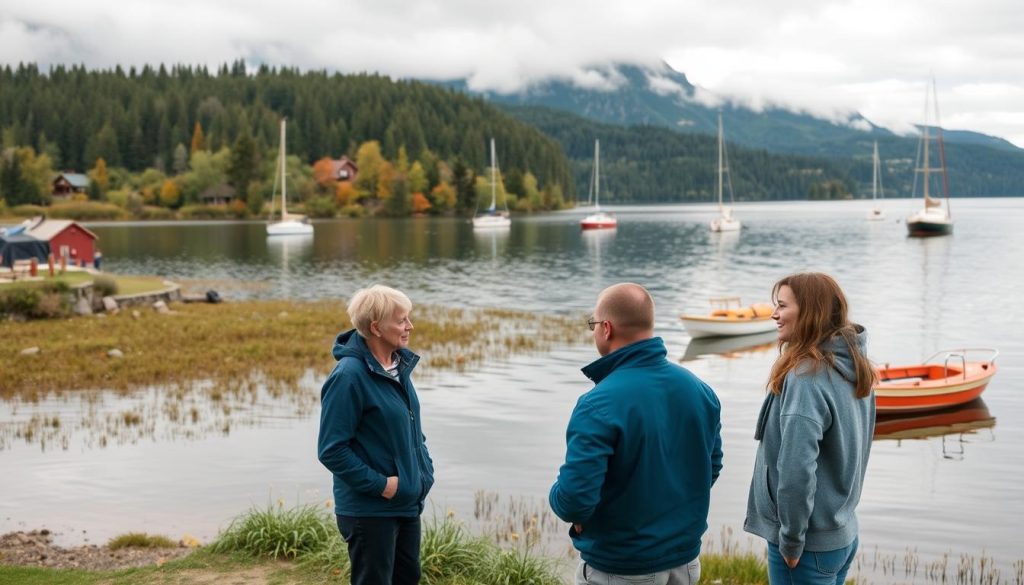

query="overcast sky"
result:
[3,0,1023,146]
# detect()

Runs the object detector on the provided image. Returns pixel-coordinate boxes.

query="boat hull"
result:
[472,215,511,230]
[580,212,617,230]
[874,361,997,413]
[710,217,740,232]
[907,220,953,237]
[267,220,313,236]
[679,316,776,339]
[907,207,952,237]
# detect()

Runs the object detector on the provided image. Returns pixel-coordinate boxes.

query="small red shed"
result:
[25,218,99,266]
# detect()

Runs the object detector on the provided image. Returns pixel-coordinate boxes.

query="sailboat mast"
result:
[280,118,288,217]
[872,141,879,202]
[921,123,930,202]
[717,112,724,210]
[595,139,601,208]
[490,137,497,210]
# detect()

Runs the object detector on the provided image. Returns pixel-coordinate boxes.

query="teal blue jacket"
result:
[744,328,874,559]
[317,329,434,517]
[549,337,723,575]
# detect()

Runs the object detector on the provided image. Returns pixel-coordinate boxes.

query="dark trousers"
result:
[336,515,422,585]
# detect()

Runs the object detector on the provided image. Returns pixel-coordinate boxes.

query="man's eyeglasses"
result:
[587,317,606,331]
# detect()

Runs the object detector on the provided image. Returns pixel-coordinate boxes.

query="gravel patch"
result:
[0,530,195,571]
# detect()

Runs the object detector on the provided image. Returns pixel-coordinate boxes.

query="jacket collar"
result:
[333,328,420,379]
[581,336,667,384]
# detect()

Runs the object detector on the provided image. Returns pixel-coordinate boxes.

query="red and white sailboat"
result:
[580,139,617,230]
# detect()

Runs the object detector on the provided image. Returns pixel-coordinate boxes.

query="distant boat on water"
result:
[267,118,313,236]
[867,141,886,221]
[580,139,617,230]
[710,112,741,233]
[907,79,953,237]
[473,138,511,230]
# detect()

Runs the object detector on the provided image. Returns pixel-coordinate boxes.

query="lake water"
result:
[2,199,1023,582]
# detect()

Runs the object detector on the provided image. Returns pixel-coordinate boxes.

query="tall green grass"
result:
[209,505,565,585]
[209,503,335,560]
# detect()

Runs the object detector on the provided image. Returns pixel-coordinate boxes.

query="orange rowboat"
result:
[874,348,998,413]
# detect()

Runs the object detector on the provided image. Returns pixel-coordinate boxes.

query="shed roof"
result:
[25,219,98,241]
[57,173,91,188]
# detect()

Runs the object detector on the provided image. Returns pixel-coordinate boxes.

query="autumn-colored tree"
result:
[396,146,410,175]
[190,122,206,154]
[410,192,431,214]
[354,141,385,198]
[335,182,358,207]
[159,179,180,207]
[312,157,337,189]
[88,158,109,200]
[376,161,394,200]
[430,182,456,212]
[228,198,248,218]
[4,147,55,205]
[408,161,427,195]
[523,171,542,211]
[141,185,157,205]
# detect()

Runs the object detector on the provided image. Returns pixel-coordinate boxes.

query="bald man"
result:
[550,283,723,585]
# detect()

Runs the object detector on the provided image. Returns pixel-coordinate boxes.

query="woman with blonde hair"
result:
[317,285,434,585]
[744,272,876,585]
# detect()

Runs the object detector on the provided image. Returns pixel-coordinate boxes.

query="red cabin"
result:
[25,218,99,266]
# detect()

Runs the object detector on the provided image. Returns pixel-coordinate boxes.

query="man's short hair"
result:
[347,285,412,338]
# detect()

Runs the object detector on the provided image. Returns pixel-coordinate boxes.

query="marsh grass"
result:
[2,299,586,399]
[107,532,177,550]
[209,504,565,585]
[209,502,336,560]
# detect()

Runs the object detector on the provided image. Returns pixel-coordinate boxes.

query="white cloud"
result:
[1,0,1023,146]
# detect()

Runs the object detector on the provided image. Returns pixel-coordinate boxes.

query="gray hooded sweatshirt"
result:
[744,327,875,559]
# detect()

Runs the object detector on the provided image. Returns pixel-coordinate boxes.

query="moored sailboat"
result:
[473,138,511,230]
[907,79,953,237]
[710,112,740,233]
[867,141,886,220]
[267,118,313,236]
[580,139,617,230]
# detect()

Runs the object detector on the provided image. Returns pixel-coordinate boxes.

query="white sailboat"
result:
[867,141,886,220]
[906,78,953,237]
[267,118,313,236]
[580,139,617,230]
[472,138,511,230]
[709,112,740,232]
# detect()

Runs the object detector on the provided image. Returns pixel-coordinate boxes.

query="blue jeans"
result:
[767,538,858,585]
[336,515,421,585]
[575,558,701,585]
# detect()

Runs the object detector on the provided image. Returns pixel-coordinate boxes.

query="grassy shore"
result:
[2,299,585,398]
[0,504,771,585]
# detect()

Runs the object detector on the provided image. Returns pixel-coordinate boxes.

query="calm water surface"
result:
[2,199,1023,581]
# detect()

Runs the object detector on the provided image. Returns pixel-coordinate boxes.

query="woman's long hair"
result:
[767,273,876,398]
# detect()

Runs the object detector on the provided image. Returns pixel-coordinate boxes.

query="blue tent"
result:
[0,233,51,268]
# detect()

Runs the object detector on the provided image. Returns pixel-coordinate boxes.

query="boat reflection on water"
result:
[873,398,996,460]
[680,330,778,362]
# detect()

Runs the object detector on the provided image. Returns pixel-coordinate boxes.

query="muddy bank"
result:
[0,530,194,570]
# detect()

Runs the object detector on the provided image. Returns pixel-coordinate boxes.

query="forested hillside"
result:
[0,61,574,195]
[508,106,858,203]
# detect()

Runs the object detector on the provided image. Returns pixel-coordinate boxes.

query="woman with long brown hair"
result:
[744,273,876,585]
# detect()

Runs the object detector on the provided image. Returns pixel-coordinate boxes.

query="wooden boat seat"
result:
[710,303,773,320]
